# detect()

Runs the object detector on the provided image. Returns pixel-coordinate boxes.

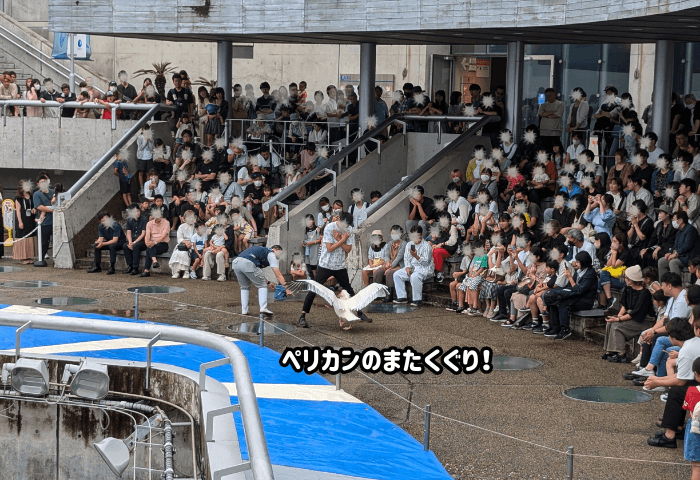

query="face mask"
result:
[573,140,580,146]
[391,233,401,241]
[672,220,679,229]
[321,205,330,212]
[34,85,40,92]
[688,104,694,109]
[491,176,498,182]
[254,180,262,187]
[481,174,490,183]
[452,177,460,183]
[333,208,342,215]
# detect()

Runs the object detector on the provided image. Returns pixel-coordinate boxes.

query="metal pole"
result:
[359,42,377,136]
[566,446,574,479]
[68,33,75,95]
[259,313,264,348]
[652,40,675,152]
[686,43,694,96]
[335,373,341,390]
[33,221,46,267]
[598,44,610,101]
[134,288,139,321]
[423,404,431,451]
[505,41,524,140]
[217,41,233,127]
[345,127,350,167]
[145,332,161,392]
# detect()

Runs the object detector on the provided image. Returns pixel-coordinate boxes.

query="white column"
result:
[359,42,377,133]
[505,41,524,140]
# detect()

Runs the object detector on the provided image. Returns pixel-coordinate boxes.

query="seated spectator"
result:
[674,150,699,184]
[152,194,169,220]
[623,175,654,219]
[465,145,486,186]
[123,204,148,275]
[362,229,389,287]
[602,265,655,362]
[659,211,700,278]
[406,185,436,237]
[534,244,574,333]
[543,251,597,340]
[143,170,167,204]
[138,207,170,277]
[676,178,700,231]
[527,151,558,203]
[87,212,125,275]
[631,149,654,189]
[447,249,473,312]
[450,169,470,199]
[502,246,547,327]
[539,220,566,251]
[290,252,309,281]
[640,205,676,268]
[202,225,228,281]
[651,154,673,208]
[370,190,382,205]
[566,228,596,261]
[607,177,627,216]
[479,234,511,318]
[153,138,172,179]
[645,316,700,448]
[219,171,244,206]
[428,215,461,282]
[467,168,498,204]
[492,233,534,321]
[512,187,542,232]
[168,210,196,279]
[188,222,207,279]
[231,208,254,253]
[627,200,654,263]
[689,257,700,286]
[203,213,234,280]
[375,225,407,303]
[245,173,266,230]
[642,266,662,293]
[456,240,489,314]
[393,225,434,307]
[583,193,616,237]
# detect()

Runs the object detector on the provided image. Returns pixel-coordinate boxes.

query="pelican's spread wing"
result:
[346,284,389,312]
[294,280,338,307]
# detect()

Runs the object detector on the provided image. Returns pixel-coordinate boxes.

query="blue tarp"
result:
[51,33,91,60]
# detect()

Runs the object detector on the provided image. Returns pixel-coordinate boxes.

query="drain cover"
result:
[563,387,653,404]
[126,286,186,294]
[228,322,296,334]
[0,266,25,273]
[492,356,543,371]
[36,297,98,306]
[363,304,416,314]
[2,280,58,288]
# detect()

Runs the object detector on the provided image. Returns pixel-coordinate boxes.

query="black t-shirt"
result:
[167,87,194,118]
[408,197,437,221]
[621,286,654,323]
[481,105,504,134]
[629,215,655,249]
[59,92,77,117]
[245,184,265,215]
[345,103,359,126]
[180,201,205,219]
[552,207,575,228]
[631,164,654,189]
[117,83,138,103]
[126,216,149,240]
[196,161,218,192]
[256,95,276,113]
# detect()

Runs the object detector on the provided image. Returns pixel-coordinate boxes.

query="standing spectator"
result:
[537,88,565,150]
[33,174,54,260]
[195,87,210,139]
[374,86,389,122]
[113,152,132,207]
[13,180,36,264]
[56,83,76,117]
[204,87,228,146]
[0,73,19,116]
[39,78,60,117]
[25,80,42,118]
[565,87,589,145]
[143,170,167,205]
[138,208,170,277]
[166,74,194,130]
[136,124,155,190]
[231,84,248,138]
[87,212,126,275]
[255,81,277,121]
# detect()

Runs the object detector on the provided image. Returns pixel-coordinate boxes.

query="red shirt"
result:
[683,386,700,412]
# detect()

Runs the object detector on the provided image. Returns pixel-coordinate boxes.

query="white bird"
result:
[294,280,389,329]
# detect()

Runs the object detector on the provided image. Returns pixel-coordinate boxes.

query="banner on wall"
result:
[52,33,91,60]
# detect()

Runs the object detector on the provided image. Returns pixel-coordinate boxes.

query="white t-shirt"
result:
[665,289,692,320]
[677,336,700,381]
[349,202,368,228]
[566,144,584,161]
[646,147,664,165]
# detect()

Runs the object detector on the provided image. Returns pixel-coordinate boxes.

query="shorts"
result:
[119,180,131,194]
[190,249,204,261]
[138,159,155,172]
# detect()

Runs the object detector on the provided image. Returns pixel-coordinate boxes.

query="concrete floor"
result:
[0,261,691,479]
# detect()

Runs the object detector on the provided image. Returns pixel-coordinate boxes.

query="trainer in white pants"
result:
[231,245,289,316]
[393,268,430,302]
[203,250,227,280]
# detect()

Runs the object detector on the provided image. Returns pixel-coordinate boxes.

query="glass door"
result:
[521,55,555,129]
[431,55,454,98]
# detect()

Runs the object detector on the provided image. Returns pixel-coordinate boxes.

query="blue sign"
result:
[340,75,351,81]
[538,93,545,105]
[52,33,91,60]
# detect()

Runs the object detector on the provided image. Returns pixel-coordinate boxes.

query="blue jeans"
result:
[649,336,680,377]
[598,269,625,293]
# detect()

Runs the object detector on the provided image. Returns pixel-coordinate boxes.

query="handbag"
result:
[602,265,626,279]
[177,244,189,252]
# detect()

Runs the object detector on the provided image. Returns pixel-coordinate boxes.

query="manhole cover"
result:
[0,266,25,273]
[2,280,58,288]
[563,387,653,404]
[363,303,416,314]
[492,356,543,371]
[126,286,186,294]
[36,297,98,306]
[227,322,296,334]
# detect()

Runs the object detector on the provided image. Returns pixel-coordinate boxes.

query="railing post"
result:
[15,321,32,361]
[145,333,161,392]
[423,404,431,451]
[134,288,139,321]
[33,221,47,267]
[566,446,574,479]
[111,105,117,130]
[335,373,341,390]
[58,105,63,128]
[437,121,442,144]
[259,313,264,348]
[345,127,350,166]
[3,104,7,126]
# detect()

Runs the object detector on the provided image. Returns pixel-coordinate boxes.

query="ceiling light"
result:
[3,358,50,396]
[64,361,110,400]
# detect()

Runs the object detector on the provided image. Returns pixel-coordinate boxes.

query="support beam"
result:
[359,42,376,133]
[217,41,233,138]
[505,41,524,141]
[652,40,674,153]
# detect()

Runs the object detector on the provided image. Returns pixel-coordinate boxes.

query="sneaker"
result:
[436,272,444,282]
[445,302,458,312]
[172,271,181,279]
[298,315,309,328]
[555,328,572,340]
[455,306,466,314]
[532,325,546,334]
[202,277,211,281]
[189,271,198,279]
[522,321,539,331]
[491,315,507,323]
[631,367,653,377]
[260,308,274,316]
[152,261,160,269]
[605,297,617,311]
[643,386,666,393]
[393,298,408,304]
[661,393,668,402]
[543,328,559,338]
[217,275,226,282]
[461,308,471,314]
[410,300,422,307]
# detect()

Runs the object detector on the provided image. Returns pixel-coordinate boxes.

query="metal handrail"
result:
[0,311,275,480]
[262,113,402,212]
[0,28,105,94]
[365,116,491,218]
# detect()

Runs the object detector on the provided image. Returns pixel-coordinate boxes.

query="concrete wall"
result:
[267,133,408,272]
[346,135,487,291]
[406,132,460,173]
[53,120,171,268]
[0,116,138,171]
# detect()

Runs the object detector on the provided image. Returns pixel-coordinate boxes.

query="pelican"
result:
[293,280,389,330]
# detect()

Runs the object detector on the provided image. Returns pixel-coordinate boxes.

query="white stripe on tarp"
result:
[223,382,363,403]
[0,337,184,354]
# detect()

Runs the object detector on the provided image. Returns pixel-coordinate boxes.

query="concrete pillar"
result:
[217,41,233,136]
[685,42,694,95]
[652,40,675,152]
[505,41,524,140]
[598,44,610,99]
[359,42,376,133]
